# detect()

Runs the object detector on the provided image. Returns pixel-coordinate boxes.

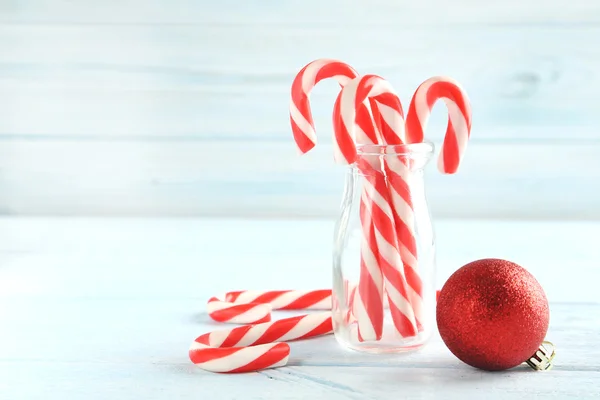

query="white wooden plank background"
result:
[0,0,599,217]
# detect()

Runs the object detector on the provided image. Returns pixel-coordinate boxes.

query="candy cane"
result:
[334,75,405,149]
[290,59,389,341]
[225,289,331,310]
[383,155,425,331]
[289,58,380,163]
[189,312,332,373]
[405,76,472,174]
[358,158,418,338]
[226,287,360,322]
[389,74,473,329]
[351,196,385,342]
[207,290,330,325]
[336,75,419,338]
[206,297,272,324]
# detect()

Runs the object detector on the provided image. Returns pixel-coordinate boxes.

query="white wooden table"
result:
[0,217,598,399]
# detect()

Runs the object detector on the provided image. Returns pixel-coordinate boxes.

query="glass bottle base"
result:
[333,323,431,355]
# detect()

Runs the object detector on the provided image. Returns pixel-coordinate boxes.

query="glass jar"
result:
[332,143,436,354]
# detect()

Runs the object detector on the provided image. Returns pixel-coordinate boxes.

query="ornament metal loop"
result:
[525,341,555,371]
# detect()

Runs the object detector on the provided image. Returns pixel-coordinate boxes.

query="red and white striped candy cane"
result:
[225,287,358,326]
[383,155,425,331]
[405,76,472,174]
[225,289,331,310]
[335,75,419,338]
[206,297,272,324]
[290,59,389,341]
[389,76,472,326]
[189,312,332,373]
[344,195,385,341]
[289,58,381,164]
[208,290,334,324]
[357,158,418,338]
[334,75,406,151]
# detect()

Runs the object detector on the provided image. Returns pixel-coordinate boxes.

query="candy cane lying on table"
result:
[225,289,331,310]
[207,290,331,325]
[190,312,332,373]
[405,76,472,174]
[206,297,272,324]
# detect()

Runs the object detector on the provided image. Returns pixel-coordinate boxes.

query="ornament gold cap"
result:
[525,341,555,371]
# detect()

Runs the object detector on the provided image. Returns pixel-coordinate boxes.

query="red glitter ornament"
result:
[436,258,550,371]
